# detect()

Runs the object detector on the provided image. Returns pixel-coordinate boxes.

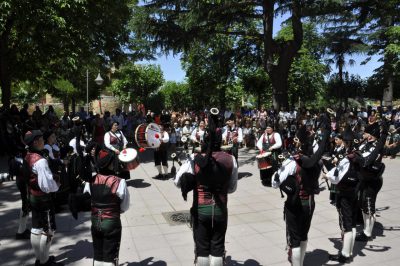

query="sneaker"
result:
[355,232,372,241]
[15,229,30,240]
[329,253,351,263]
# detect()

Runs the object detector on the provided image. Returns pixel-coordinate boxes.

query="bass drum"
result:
[135,123,162,149]
[118,148,140,171]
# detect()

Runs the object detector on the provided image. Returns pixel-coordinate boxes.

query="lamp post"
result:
[86,70,104,113]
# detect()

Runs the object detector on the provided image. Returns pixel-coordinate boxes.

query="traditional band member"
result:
[80,142,130,266]
[154,125,170,178]
[222,116,243,162]
[174,112,238,266]
[191,121,206,152]
[104,121,128,176]
[324,126,359,263]
[24,130,63,266]
[324,133,347,205]
[272,120,330,266]
[354,122,387,242]
[182,120,192,150]
[256,124,282,186]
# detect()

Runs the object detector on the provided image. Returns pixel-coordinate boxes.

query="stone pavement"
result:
[0,148,399,266]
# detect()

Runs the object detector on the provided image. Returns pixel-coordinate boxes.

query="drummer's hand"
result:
[268,147,273,151]
[115,150,120,155]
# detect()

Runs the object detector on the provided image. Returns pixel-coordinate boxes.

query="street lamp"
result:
[86,70,104,113]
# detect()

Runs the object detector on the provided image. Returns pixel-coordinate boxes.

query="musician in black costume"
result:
[354,121,388,242]
[256,124,282,186]
[24,130,63,266]
[323,133,347,205]
[78,141,130,266]
[272,117,330,266]
[104,121,129,179]
[222,116,242,162]
[174,111,238,266]
[324,125,359,263]
[154,124,170,179]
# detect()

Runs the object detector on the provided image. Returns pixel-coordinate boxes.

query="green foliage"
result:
[108,62,164,105]
[10,81,42,103]
[159,81,190,110]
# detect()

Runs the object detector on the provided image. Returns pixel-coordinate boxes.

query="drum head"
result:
[118,148,138,163]
[257,152,271,158]
[145,123,162,148]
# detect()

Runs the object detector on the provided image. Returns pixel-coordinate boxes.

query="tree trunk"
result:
[63,96,69,113]
[383,54,394,107]
[219,84,226,110]
[271,72,289,111]
[0,18,13,108]
[71,97,76,115]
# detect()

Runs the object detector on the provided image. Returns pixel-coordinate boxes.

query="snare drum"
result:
[118,148,140,171]
[135,123,162,148]
[256,152,272,170]
[221,144,233,154]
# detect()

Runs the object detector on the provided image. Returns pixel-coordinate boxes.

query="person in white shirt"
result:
[190,120,206,152]
[154,125,170,179]
[104,122,129,177]
[79,142,130,266]
[222,116,243,162]
[256,125,282,186]
[23,130,62,266]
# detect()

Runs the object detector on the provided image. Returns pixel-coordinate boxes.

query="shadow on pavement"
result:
[225,256,262,265]
[122,257,167,265]
[303,248,330,266]
[126,179,151,188]
[0,181,22,203]
[238,172,253,180]
[57,239,93,264]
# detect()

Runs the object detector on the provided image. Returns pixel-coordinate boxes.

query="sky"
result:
[139,10,382,82]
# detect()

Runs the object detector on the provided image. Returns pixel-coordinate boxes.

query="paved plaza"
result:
[0,148,399,266]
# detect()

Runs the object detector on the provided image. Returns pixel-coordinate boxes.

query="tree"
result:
[351,0,400,106]
[0,0,133,107]
[131,0,344,109]
[160,81,191,110]
[108,62,164,107]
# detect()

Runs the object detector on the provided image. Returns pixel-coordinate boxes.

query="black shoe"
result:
[15,229,30,240]
[154,174,163,179]
[355,232,372,241]
[329,253,351,263]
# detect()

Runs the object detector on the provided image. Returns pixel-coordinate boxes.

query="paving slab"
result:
[0,149,399,265]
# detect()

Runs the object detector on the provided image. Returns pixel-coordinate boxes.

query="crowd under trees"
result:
[0,0,399,112]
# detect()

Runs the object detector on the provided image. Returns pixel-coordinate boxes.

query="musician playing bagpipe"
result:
[323,126,359,263]
[271,116,330,266]
[71,141,130,266]
[23,130,63,266]
[222,115,242,162]
[174,109,238,266]
[103,121,129,178]
[154,124,170,179]
[256,124,282,186]
[191,120,206,153]
[352,121,388,242]
[323,132,347,206]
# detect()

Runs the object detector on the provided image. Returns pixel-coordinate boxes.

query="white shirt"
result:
[44,144,60,160]
[174,153,238,193]
[69,138,86,155]
[222,126,243,143]
[271,158,297,188]
[182,126,192,136]
[32,158,59,193]
[83,178,130,212]
[256,132,282,151]
[104,131,128,152]
[326,158,350,185]
[191,128,206,143]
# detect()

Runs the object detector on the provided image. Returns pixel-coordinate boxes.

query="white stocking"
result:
[210,255,223,266]
[39,232,53,264]
[17,209,28,234]
[350,227,356,256]
[291,247,301,266]
[300,241,307,266]
[30,230,42,260]
[341,232,352,258]
[196,256,209,266]
[156,165,162,174]
[93,260,103,266]
[162,166,168,175]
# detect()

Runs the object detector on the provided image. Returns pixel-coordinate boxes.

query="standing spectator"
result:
[112,108,125,131]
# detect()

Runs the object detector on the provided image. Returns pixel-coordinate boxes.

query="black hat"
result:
[342,125,355,141]
[296,125,308,144]
[24,130,43,145]
[43,130,55,142]
[365,122,380,139]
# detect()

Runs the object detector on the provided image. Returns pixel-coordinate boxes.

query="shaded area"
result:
[126,179,151,188]
[238,172,253,180]
[225,256,262,266]
[122,257,167,266]
[57,239,93,264]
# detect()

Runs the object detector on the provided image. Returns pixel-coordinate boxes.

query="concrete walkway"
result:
[0,149,399,266]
